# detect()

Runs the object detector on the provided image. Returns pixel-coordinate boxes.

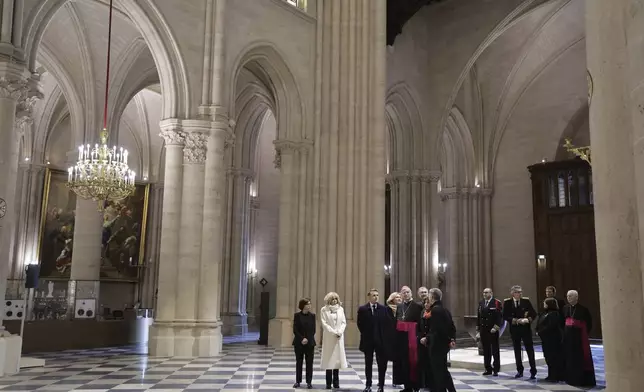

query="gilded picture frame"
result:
[37,168,150,282]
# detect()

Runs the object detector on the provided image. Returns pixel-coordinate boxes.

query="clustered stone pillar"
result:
[386,170,441,291]
[0,65,41,375]
[267,0,387,347]
[149,119,229,357]
[438,187,491,329]
[221,167,252,335]
[586,0,644,389]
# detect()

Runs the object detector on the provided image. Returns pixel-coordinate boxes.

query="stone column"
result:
[441,190,463,327]
[141,184,163,308]
[480,189,493,290]
[270,0,385,347]
[0,67,37,376]
[69,199,103,281]
[428,172,441,287]
[195,120,229,355]
[587,0,644,389]
[268,141,301,346]
[221,168,251,335]
[172,130,207,355]
[149,123,185,356]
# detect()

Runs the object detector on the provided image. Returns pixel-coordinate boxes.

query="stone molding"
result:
[273,139,312,169]
[183,132,209,164]
[227,167,254,181]
[439,187,493,201]
[386,169,441,184]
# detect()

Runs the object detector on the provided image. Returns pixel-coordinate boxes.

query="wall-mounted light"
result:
[541,158,547,163]
[439,263,448,273]
[537,254,546,269]
[384,265,391,276]
[24,157,29,161]
[46,161,50,165]
[143,176,148,181]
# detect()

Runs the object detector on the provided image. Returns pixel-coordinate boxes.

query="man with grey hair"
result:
[562,290,596,387]
[417,286,429,304]
[426,288,457,392]
[502,285,537,379]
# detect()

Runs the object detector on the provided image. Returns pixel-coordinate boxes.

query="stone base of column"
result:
[0,332,22,376]
[148,321,223,357]
[268,318,292,347]
[221,313,248,336]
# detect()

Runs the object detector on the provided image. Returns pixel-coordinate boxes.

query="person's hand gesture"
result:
[302,338,308,345]
[449,340,456,349]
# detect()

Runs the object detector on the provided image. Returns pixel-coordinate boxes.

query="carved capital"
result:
[439,188,462,201]
[0,77,29,101]
[227,167,254,180]
[184,132,208,164]
[160,128,186,146]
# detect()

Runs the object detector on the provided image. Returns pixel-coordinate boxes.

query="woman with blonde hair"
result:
[320,292,348,389]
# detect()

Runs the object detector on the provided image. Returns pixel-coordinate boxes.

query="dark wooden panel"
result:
[528,159,601,339]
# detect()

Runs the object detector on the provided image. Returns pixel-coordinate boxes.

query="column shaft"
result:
[154,139,184,323]
[198,128,227,322]
[587,0,644,389]
[175,133,207,323]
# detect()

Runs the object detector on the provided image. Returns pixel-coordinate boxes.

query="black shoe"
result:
[293,383,301,388]
[363,387,372,392]
[326,386,331,390]
[482,370,493,376]
[493,372,498,376]
[544,377,555,382]
[377,388,384,392]
[529,373,537,380]
[307,384,313,389]
[333,385,340,389]
[514,372,524,378]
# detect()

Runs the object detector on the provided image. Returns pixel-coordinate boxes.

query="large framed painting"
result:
[38,169,150,281]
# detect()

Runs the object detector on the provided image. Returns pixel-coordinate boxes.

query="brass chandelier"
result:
[67,0,135,208]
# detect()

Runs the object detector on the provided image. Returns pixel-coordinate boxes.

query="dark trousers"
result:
[325,369,339,387]
[295,346,314,384]
[429,350,456,392]
[363,347,387,387]
[510,327,536,374]
[480,329,500,372]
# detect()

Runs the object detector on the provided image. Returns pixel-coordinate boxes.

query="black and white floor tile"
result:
[0,341,606,391]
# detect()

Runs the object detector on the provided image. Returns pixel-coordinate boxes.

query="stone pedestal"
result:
[587,0,644,390]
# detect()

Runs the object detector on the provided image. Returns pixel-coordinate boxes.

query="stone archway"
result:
[22,0,190,120]
[223,42,309,338]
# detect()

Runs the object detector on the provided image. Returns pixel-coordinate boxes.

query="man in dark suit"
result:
[357,289,388,392]
[293,298,316,389]
[503,285,538,379]
[546,286,566,326]
[477,288,503,376]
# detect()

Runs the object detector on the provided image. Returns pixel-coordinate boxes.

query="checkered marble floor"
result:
[1,342,606,391]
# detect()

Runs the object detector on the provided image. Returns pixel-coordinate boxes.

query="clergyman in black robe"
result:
[562,290,596,387]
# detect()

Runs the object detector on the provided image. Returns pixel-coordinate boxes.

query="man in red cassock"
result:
[393,286,423,392]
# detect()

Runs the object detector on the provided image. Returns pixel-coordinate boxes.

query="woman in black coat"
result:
[536,297,564,382]
[293,298,316,389]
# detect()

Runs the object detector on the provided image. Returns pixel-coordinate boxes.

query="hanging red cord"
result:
[103,0,114,130]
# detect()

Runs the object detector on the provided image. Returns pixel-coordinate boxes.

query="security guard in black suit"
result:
[477,288,503,376]
[502,285,537,379]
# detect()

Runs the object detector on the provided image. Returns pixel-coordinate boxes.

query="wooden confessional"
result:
[528,159,602,339]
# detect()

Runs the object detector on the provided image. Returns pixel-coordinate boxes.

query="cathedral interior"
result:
[0,0,639,390]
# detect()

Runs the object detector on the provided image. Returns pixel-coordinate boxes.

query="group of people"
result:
[292,286,457,392]
[476,285,596,387]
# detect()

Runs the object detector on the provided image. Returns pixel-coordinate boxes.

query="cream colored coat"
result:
[320,305,348,369]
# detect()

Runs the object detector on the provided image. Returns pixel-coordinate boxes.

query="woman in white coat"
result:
[320,291,348,389]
